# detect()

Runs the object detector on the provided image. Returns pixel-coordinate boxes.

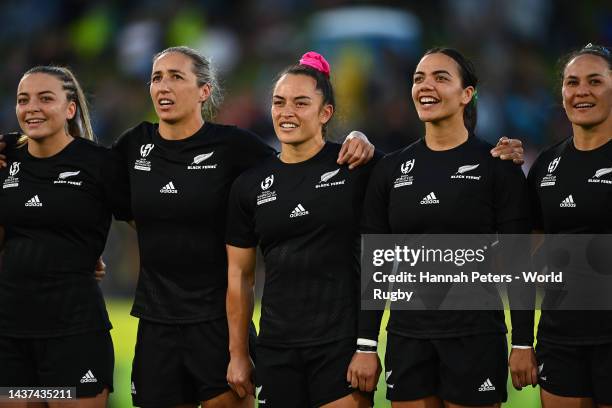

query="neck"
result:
[424,115,469,151]
[279,135,325,163]
[572,119,612,151]
[158,115,205,140]
[27,131,74,158]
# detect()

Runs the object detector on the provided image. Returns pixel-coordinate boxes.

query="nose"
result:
[279,105,295,118]
[575,82,591,97]
[25,100,41,114]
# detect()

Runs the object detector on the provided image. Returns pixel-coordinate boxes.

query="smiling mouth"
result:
[25,118,45,124]
[279,122,298,129]
[574,103,595,109]
[419,96,440,105]
[158,98,174,106]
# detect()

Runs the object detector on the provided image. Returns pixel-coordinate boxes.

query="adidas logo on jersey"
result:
[560,195,576,207]
[25,195,43,207]
[188,152,217,170]
[588,167,612,184]
[80,370,97,383]
[420,192,439,204]
[290,204,309,218]
[160,182,178,194]
[478,378,495,392]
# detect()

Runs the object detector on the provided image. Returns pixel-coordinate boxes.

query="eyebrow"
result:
[414,70,453,77]
[151,69,187,76]
[17,90,56,97]
[565,73,605,80]
[272,95,312,100]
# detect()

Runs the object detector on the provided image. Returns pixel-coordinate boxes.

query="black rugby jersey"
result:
[360,136,530,340]
[0,137,131,338]
[112,122,274,323]
[226,143,378,347]
[528,137,612,345]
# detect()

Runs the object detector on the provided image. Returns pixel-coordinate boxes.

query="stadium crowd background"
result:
[0,0,609,406]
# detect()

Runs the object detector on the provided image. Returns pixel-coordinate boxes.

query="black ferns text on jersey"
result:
[226,143,377,347]
[0,138,131,337]
[528,138,612,345]
[112,122,274,323]
[360,136,530,340]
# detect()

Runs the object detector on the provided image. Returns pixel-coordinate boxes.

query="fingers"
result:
[0,140,6,168]
[337,138,360,165]
[94,257,106,281]
[338,137,374,169]
[530,366,538,386]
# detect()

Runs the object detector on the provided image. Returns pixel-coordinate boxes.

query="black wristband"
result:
[356,344,377,353]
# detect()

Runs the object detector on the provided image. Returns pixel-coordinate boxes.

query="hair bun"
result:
[299,51,331,77]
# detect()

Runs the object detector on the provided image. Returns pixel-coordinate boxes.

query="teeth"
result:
[280,123,297,128]
[575,103,594,108]
[159,99,173,105]
[26,119,44,124]
[420,97,439,104]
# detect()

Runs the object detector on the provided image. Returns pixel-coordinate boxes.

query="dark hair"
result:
[153,46,223,121]
[558,43,612,82]
[275,64,335,137]
[423,47,479,135]
[21,66,94,141]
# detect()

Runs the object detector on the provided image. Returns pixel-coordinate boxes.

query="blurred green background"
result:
[107,300,541,408]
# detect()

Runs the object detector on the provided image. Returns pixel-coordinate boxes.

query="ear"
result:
[461,86,475,106]
[199,83,212,103]
[319,104,334,125]
[66,101,77,120]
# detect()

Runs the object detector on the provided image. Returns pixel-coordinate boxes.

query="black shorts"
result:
[131,318,256,407]
[384,333,508,405]
[536,340,612,404]
[0,331,114,398]
[255,338,371,408]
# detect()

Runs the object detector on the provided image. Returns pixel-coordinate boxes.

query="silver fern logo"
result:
[320,168,340,183]
[456,164,479,174]
[192,152,214,164]
[54,170,82,186]
[58,170,80,179]
[188,152,217,170]
[451,164,481,180]
[316,168,345,189]
[588,167,612,184]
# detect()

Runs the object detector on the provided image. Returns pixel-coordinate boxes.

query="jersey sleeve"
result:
[225,174,258,248]
[358,157,392,341]
[491,159,534,345]
[100,148,132,221]
[361,158,392,234]
[527,159,544,231]
[231,128,276,176]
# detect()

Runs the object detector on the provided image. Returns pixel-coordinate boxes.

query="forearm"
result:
[226,255,255,358]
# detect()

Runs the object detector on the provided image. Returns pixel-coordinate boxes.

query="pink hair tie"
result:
[299,51,331,77]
